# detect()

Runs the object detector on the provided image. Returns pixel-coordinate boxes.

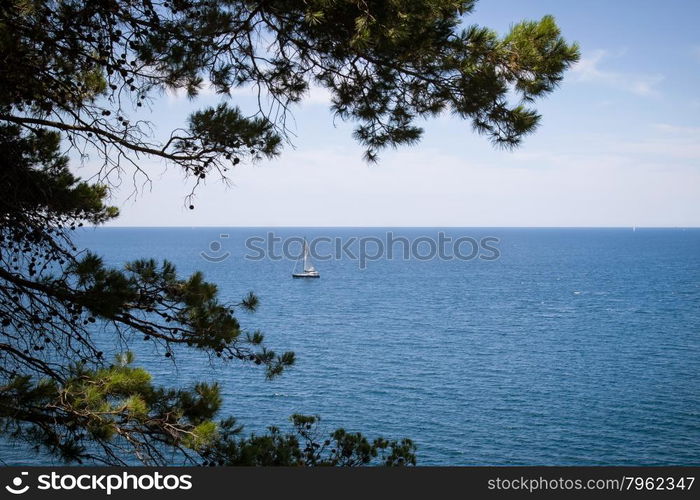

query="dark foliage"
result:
[0,0,577,465]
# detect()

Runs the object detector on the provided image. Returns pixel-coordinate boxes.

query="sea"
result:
[2,228,699,465]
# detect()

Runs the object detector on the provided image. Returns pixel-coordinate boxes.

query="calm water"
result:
[3,228,700,465]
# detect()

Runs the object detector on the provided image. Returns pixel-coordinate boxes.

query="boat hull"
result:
[292,273,320,278]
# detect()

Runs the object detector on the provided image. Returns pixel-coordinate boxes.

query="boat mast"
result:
[303,238,309,271]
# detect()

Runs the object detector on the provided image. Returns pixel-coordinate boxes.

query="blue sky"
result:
[99,0,700,227]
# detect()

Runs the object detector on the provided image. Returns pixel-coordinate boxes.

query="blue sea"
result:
[3,228,700,465]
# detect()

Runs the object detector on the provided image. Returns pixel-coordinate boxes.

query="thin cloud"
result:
[304,85,332,105]
[653,123,700,135]
[571,49,664,96]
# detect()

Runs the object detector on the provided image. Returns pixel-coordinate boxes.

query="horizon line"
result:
[94,225,700,229]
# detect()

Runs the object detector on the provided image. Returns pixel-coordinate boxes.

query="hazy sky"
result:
[96,0,700,227]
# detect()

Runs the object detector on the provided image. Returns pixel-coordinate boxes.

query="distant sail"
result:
[293,238,320,278]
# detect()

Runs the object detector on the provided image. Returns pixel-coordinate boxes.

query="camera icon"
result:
[5,471,29,494]
[200,233,231,263]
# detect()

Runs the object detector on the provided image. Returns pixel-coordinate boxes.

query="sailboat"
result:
[292,238,320,278]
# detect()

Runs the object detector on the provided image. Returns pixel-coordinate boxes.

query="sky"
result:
[94,0,700,227]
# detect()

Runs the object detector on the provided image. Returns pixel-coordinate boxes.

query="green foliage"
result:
[184,104,282,162]
[0,125,117,226]
[1,0,578,465]
[198,414,416,466]
[0,354,225,462]
[1,354,413,465]
[184,421,218,449]
[0,0,578,171]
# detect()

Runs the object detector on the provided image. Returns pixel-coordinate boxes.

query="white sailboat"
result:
[292,238,320,278]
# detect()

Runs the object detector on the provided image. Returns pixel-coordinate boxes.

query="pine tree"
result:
[0,0,578,465]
